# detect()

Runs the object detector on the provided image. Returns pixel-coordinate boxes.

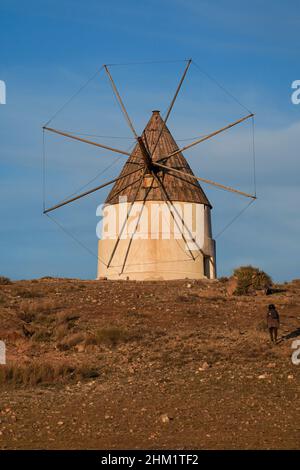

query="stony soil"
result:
[0,277,299,449]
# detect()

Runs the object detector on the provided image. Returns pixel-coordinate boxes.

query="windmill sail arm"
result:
[120,179,154,274]
[43,126,132,157]
[157,113,254,163]
[106,169,146,268]
[151,59,192,155]
[104,65,139,140]
[104,65,155,170]
[43,168,141,214]
[151,171,199,260]
[153,162,256,199]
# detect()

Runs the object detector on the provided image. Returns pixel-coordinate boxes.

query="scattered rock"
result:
[75,343,86,353]
[198,362,211,371]
[160,413,170,424]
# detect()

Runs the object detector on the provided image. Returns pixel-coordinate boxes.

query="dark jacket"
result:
[267,308,280,329]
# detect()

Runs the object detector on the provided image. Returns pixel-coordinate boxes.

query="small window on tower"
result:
[143,175,155,188]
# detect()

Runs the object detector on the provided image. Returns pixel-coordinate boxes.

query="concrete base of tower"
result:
[97,238,216,281]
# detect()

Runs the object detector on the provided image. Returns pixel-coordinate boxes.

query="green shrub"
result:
[233,265,272,295]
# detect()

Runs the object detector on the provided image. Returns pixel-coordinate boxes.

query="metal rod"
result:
[151,59,192,156]
[43,126,132,157]
[104,65,139,140]
[157,113,254,163]
[43,168,141,214]
[154,162,257,199]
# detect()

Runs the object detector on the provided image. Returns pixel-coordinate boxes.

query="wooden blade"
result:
[43,126,132,157]
[104,65,154,172]
[151,171,203,260]
[106,169,146,268]
[120,178,154,274]
[157,113,254,163]
[43,168,141,214]
[153,162,257,199]
[151,59,192,155]
[104,65,139,140]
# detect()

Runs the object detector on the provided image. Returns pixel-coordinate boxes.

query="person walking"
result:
[267,304,280,343]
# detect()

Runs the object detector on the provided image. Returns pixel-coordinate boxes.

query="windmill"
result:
[43,59,256,281]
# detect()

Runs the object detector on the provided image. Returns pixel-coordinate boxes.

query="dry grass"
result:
[57,333,86,351]
[56,311,80,325]
[256,320,268,332]
[18,300,64,327]
[17,310,36,323]
[177,294,199,303]
[54,323,71,341]
[19,299,62,315]
[86,327,131,347]
[16,300,81,345]
[32,329,52,342]
[0,362,99,387]
[15,289,44,299]
[0,276,12,285]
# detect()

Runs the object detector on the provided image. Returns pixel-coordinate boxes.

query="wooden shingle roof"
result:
[105,110,211,207]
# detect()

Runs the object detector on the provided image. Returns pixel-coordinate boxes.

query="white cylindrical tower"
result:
[97,111,216,281]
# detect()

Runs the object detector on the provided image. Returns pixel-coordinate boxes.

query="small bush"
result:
[16,289,43,299]
[57,333,85,351]
[233,266,272,295]
[17,311,36,323]
[32,329,52,342]
[80,367,100,379]
[56,311,80,325]
[87,327,129,347]
[0,276,12,285]
[54,323,71,340]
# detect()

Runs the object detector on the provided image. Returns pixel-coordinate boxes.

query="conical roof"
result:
[105,110,211,207]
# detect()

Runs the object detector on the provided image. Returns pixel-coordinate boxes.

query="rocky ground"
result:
[0,277,299,449]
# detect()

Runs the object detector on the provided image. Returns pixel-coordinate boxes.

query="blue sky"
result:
[0,0,300,281]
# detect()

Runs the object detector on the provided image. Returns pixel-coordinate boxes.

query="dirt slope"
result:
[0,278,299,449]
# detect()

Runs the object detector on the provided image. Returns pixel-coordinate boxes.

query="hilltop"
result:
[0,277,299,449]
